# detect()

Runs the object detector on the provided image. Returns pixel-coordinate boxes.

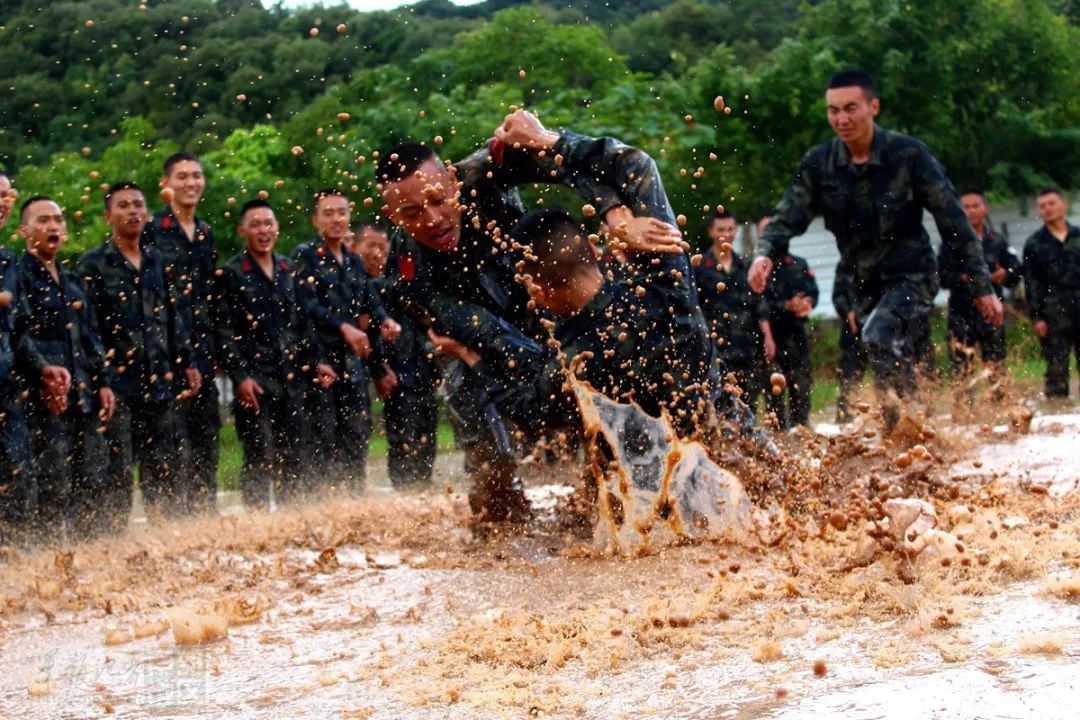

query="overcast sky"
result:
[273,0,483,10]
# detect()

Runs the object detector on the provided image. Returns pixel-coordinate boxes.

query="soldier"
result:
[748,69,1003,429]
[216,200,333,507]
[832,262,868,423]
[940,191,1021,384]
[377,110,685,523]
[1023,187,1080,400]
[293,190,400,493]
[764,250,819,428]
[15,197,115,543]
[355,225,439,488]
[693,210,775,414]
[142,151,220,514]
[77,182,200,528]
[0,173,31,540]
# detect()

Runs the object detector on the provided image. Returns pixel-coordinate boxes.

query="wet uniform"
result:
[694,250,768,411]
[758,124,990,398]
[764,253,818,428]
[14,253,109,542]
[216,251,321,506]
[77,240,191,527]
[832,262,868,422]
[141,208,220,513]
[0,249,30,535]
[293,237,387,492]
[939,226,1021,371]
[1023,223,1080,398]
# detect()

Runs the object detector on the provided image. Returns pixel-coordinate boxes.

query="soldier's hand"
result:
[98,387,116,423]
[380,317,402,343]
[340,323,372,358]
[237,377,264,413]
[493,109,560,152]
[428,329,481,367]
[763,333,777,362]
[184,367,202,395]
[604,210,686,255]
[989,265,1008,285]
[847,311,859,335]
[1033,320,1049,339]
[316,363,338,388]
[0,290,12,308]
[792,294,813,319]
[375,366,399,400]
[747,257,772,293]
[973,293,1004,327]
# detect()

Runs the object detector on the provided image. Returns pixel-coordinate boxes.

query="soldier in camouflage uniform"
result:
[748,70,1002,428]
[15,197,115,543]
[0,173,31,539]
[377,109,687,523]
[940,191,1021,384]
[1023,187,1080,399]
[832,262,868,423]
[763,250,819,428]
[293,190,400,494]
[217,200,331,506]
[141,152,220,514]
[355,225,439,488]
[693,210,774,414]
[78,182,200,529]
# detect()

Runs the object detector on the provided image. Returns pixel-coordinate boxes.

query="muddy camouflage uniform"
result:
[141,208,220,513]
[1023,223,1080,398]
[693,250,768,411]
[15,253,109,542]
[939,227,1021,370]
[758,125,990,399]
[0,249,30,534]
[764,253,818,428]
[216,251,321,506]
[293,237,387,492]
[77,240,192,527]
[832,262,868,422]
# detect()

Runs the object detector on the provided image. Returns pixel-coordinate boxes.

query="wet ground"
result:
[1,409,1078,719]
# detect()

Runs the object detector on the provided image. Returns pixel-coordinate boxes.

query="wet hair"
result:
[959,189,986,199]
[312,187,346,215]
[827,69,877,100]
[375,143,440,185]
[711,208,736,223]
[163,151,201,177]
[514,209,595,289]
[239,198,273,222]
[353,223,388,242]
[19,195,56,224]
[1037,187,1065,200]
[104,181,143,210]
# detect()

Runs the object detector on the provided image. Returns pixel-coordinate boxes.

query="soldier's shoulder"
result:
[76,243,108,268]
[221,252,248,273]
[275,254,295,273]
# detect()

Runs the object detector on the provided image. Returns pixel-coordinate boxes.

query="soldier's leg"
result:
[948,309,977,378]
[101,398,136,534]
[185,381,221,514]
[0,388,30,541]
[67,412,109,541]
[302,384,335,492]
[25,404,75,544]
[862,283,933,428]
[273,390,307,506]
[788,325,813,427]
[333,365,370,494]
[766,330,793,429]
[234,397,273,509]
[836,325,862,423]
[386,385,438,488]
[1041,323,1070,398]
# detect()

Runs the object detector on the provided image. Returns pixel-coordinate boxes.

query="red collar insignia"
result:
[783,255,793,264]
[398,254,416,281]
[162,216,172,230]
[241,258,253,273]
[278,258,290,272]
[317,245,327,257]
[705,258,715,268]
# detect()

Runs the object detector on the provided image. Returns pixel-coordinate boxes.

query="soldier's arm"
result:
[831,265,854,319]
[1022,236,1044,320]
[74,279,111,390]
[757,153,819,261]
[13,279,49,377]
[166,261,196,370]
[998,239,1023,289]
[913,145,992,297]
[212,267,249,386]
[936,241,967,291]
[472,349,579,435]
[293,247,348,338]
[803,260,819,308]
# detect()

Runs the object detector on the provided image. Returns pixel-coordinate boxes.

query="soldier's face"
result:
[162,160,205,209]
[0,175,14,231]
[708,217,737,251]
[1037,192,1067,225]
[826,86,879,146]
[357,229,389,277]
[313,195,351,243]
[380,160,462,253]
[960,194,988,229]
[20,199,66,262]
[239,206,279,256]
[104,188,149,238]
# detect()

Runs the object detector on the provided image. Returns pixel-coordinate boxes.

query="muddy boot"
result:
[880,388,902,433]
[468,464,533,525]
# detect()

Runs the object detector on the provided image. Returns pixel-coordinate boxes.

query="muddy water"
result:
[1,416,1078,719]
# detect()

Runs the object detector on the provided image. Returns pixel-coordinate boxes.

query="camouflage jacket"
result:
[292,236,387,370]
[215,251,322,396]
[141,208,218,373]
[693,249,767,366]
[758,124,991,300]
[384,129,680,376]
[0,248,19,387]
[940,227,1021,314]
[15,252,109,413]
[1022,223,1080,323]
[764,253,819,329]
[77,239,194,402]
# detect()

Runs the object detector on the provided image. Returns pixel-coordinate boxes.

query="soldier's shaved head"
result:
[514,209,595,289]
